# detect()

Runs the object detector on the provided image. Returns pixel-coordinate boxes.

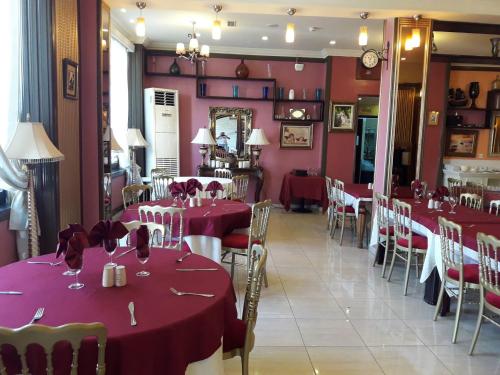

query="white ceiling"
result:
[107,0,500,57]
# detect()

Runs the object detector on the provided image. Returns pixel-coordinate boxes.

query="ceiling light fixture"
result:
[286,8,296,43]
[404,33,414,51]
[120,8,127,13]
[262,36,269,41]
[135,1,146,38]
[212,5,222,40]
[411,14,422,48]
[358,12,368,46]
[177,22,209,63]
[329,40,336,45]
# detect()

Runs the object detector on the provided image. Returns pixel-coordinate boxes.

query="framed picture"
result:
[280,123,313,149]
[329,103,356,132]
[63,58,78,100]
[428,111,439,126]
[445,129,478,157]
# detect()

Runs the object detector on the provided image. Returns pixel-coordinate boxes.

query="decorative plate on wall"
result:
[289,108,306,120]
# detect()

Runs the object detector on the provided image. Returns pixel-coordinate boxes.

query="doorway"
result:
[354,96,379,183]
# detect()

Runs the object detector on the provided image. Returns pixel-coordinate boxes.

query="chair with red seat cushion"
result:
[330,179,358,246]
[230,175,250,203]
[387,199,428,296]
[373,193,395,278]
[223,245,267,375]
[325,176,335,231]
[222,200,272,283]
[434,217,480,344]
[470,233,500,355]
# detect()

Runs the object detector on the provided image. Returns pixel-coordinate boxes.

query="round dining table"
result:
[0,249,239,375]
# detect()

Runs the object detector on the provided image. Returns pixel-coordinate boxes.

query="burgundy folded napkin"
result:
[88,220,129,253]
[433,186,450,202]
[186,178,203,197]
[57,224,87,258]
[205,181,224,192]
[169,182,182,198]
[65,232,89,270]
[135,225,150,259]
[411,180,423,192]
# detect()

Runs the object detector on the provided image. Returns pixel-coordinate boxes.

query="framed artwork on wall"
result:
[63,58,78,100]
[280,122,313,149]
[329,102,357,132]
[428,111,439,126]
[445,129,478,157]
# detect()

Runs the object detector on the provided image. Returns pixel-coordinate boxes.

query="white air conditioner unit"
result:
[144,88,180,177]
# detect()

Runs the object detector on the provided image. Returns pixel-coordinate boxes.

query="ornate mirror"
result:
[209,107,252,159]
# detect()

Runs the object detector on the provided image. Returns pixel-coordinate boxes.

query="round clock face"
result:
[361,50,379,69]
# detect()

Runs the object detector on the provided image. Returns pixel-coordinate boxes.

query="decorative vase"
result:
[469,82,480,109]
[235,59,249,79]
[491,38,500,58]
[169,58,181,75]
[262,86,269,99]
[288,89,295,100]
[232,85,239,98]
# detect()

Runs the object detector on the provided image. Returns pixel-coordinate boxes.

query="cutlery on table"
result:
[176,252,192,263]
[29,307,45,324]
[203,210,211,217]
[116,247,136,259]
[0,291,23,295]
[170,287,214,298]
[27,261,63,266]
[176,268,218,272]
[128,302,137,326]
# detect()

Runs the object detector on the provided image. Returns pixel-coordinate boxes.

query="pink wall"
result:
[145,57,326,203]
[0,220,17,266]
[79,0,101,228]
[326,57,380,182]
[422,62,448,188]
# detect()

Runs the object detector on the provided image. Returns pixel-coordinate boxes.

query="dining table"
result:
[0,249,239,375]
[279,173,329,213]
[338,184,373,248]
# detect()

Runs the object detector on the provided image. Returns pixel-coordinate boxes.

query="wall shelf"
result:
[275,99,324,104]
[198,76,276,82]
[196,95,274,102]
[447,106,487,112]
[147,72,197,78]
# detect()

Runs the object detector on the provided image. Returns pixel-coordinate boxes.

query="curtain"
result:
[394,87,416,149]
[128,45,145,174]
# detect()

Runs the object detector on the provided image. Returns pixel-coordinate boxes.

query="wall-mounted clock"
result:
[361,49,379,69]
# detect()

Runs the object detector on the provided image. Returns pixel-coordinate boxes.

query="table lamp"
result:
[5,118,64,257]
[126,128,148,184]
[191,128,216,166]
[246,129,270,167]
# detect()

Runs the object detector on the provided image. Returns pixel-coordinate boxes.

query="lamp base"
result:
[199,146,209,166]
[252,148,262,167]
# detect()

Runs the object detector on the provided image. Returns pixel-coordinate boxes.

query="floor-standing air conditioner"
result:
[144,88,180,177]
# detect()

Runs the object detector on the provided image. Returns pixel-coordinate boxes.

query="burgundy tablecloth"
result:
[120,199,251,238]
[279,174,328,213]
[0,249,238,375]
[462,224,500,252]
[344,184,372,200]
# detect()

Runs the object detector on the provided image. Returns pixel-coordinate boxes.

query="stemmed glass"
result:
[105,240,118,267]
[210,190,217,207]
[172,196,178,207]
[68,266,84,289]
[436,200,444,211]
[136,251,150,277]
[449,196,458,214]
[414,188,424,204]
[180,193,188,208]
[63,267,76,276]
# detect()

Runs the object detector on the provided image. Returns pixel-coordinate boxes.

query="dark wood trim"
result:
[321,56,332,176]
[431,54,500,65]
[97,0,104,220]
[77,0,84,224]
[450,65,500,72]
[433,20,500,35]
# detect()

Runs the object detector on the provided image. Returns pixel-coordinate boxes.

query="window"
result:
[110,37,129,169]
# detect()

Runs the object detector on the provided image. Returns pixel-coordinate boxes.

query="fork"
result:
[169,287,214,298]
[30,307,45,324]
[27,261,63,266]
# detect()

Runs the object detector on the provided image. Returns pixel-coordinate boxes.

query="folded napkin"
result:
[186,178,203,197]
[65,232,89,270]
[57,224,87,258]
[135,225,150,259]
[88,220,129,253]
[169,182,182,198]
[411,180,423,192]
[433,186,450,202]
[205,181,224,192]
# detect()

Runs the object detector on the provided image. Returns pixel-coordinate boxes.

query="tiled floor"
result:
[223,208,500,375]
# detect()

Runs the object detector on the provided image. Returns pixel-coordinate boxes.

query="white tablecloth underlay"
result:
[333,188,372,218]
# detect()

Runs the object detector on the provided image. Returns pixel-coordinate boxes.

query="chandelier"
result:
[176,22,210,63]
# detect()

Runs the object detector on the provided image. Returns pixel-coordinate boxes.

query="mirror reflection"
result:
[209,107,252,159]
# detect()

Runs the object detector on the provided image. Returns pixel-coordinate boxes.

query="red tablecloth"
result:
[120,199,251,238]
[344,184,372,200]
[0,249,238,375]
[279,174,328,213]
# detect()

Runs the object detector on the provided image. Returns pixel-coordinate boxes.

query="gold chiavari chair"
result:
[459,193,483,211]
[489,200,500,216]
[230,175,250,203]
[469,233,500,355]
[0,323,107,375]
[387,199,428,296]
[214,168,232,179]
[325,176,335,230]
[465,181,484,202]
[139,206,187,250]
[223,244,267,375]
[447,177,463,198]
[122,184,151,209]
[433,217,480,343]
[151,169,174,200]
[330,179,358,246]
[373,193,395,278]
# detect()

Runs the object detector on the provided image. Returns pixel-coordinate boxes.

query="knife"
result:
[0,291,23,295]
[176,268,218,272]
[128,302,137,326]
[116,247,136,259]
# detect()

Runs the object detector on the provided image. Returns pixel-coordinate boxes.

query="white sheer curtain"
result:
[110,37,129,168]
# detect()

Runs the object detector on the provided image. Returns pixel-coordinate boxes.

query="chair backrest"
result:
[139,205,186,250]
[325,176,334,204]
[447,177,463,198]
[477,232,500,296]
[438,216,464,275]
[465,181,484,202]
[333,179,346,209]
[393,198,413,246]
[142,222,167,247]
[121,220,142,246]
[459,193,482,211]
[241,244,268,353]
[214,168,232,179]
[375,193,390,234]
[151,171,174,200]
[0,323,107,375]
[489,200,500,216]
[230,175,249,202]
[122,184,151,208]
[411,180,428,196]
[248,200,272,250]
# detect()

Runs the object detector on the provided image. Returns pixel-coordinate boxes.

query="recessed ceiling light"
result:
[120,8,127,13]
[329,40,336,45]
[261,36,268,41]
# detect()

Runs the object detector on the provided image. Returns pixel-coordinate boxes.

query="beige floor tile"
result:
[351,319,424,346]
[253,318,304,346]
[307,347,384,374]
[288,297,346,319]
[336,298,400,320]
[297,318,365,346]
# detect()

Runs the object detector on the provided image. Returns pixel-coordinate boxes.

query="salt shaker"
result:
[189,197,195,207]
[115,265,127,287]
[102,265,115,288]
[427,199,434,210]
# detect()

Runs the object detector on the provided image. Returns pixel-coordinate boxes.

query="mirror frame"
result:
[209,107,253,159]
[489,112,500,156]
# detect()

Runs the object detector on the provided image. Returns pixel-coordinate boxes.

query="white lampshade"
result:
[176,42,186,54]
[127,128,148,148]
[135,16,146,38]
[246,129,270,146]
[6,122,64,164]
[191,128,216,145]
[358,26,368,46]
[285,23,295,43]
[200,44,210,57]
[189,37,199,51]
[104,127,123,152]
[411,28,421,48]
[212,19,221,40]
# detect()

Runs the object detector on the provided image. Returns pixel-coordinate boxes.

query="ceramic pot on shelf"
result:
[235,59,249,79]
[169,58,181,75]
[469,82,480,109]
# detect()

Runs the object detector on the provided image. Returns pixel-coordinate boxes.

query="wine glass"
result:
[449,196,458,214]
[414,188,424,204]
[210,190,217,207]
[436,200,444,211]
[172,196,178,207]
[104,239,118,267]
[136,251,150,277]
[68,266,84,289]
[62,267,76,276]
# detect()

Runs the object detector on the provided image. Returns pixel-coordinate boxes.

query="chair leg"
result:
[330,213,338,238]
[415,253,419,279]
[381,240,390,278]
[339,216,346,246]
[263,266,269,288]
[403,249,412,296]
[452,282,464,344]
[387,246,398,282]
[230,253,236,279]
[433,276,446,321]
[241,352,249,375]
[469,287,484,355]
